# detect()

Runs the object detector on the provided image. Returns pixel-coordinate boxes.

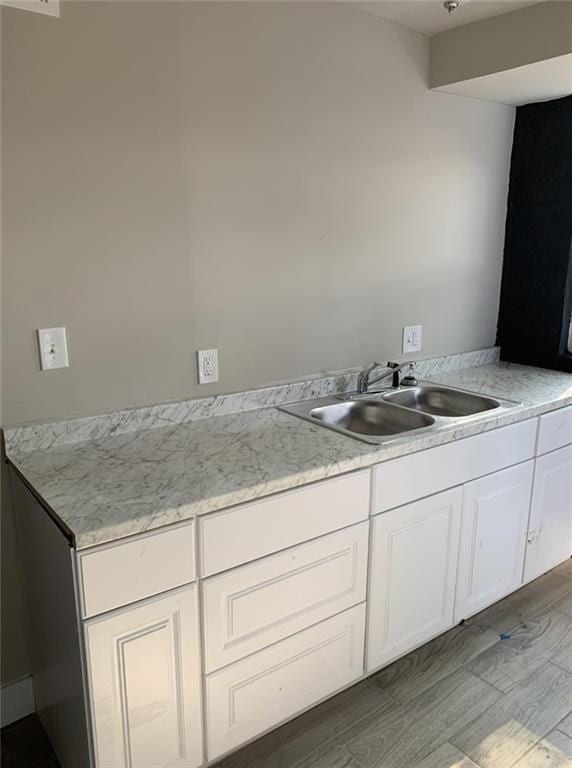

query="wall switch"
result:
[402,325,423,354]
[37,327,69,370]
[197,349,219,384]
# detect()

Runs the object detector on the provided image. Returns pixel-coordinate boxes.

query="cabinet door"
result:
[366,487,462,673]
[85,585,203,768]
[455,461,533,622]
[524,445,572,583]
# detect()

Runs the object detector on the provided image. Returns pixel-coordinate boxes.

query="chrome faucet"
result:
[356,360,417,394]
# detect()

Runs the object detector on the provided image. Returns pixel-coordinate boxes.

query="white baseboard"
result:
[1,676,35,727]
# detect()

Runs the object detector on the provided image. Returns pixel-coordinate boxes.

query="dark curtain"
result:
[497,95,572,372]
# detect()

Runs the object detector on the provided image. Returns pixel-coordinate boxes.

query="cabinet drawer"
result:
[537,405,572,455]
[202,522,368,672]
[78,522,196,618]
[373,419,537,515]
[199,470,370,576]
[205,603,366,760]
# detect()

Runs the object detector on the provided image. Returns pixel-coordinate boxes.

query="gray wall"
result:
[2,0,514,428]
[1,1,514,688]
[430,1,572,88]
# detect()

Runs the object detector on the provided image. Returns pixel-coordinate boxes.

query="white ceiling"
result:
[346,0,548,35]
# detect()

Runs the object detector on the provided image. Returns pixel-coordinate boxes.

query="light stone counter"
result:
[4,352,572,550]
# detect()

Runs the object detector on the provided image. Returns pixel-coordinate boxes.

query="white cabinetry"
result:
[366,487,462,672]
[455,462,534,622]
[199,471,370,576]
[202,522,368,672]
[536,404,572,455]
[373,419,536,513]
[524,444,572,583]
[85,585,203,768]
[205,604,365,760]
[17,405,566,768]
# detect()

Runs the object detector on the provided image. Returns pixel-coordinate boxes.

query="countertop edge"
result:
[62,392,572,551]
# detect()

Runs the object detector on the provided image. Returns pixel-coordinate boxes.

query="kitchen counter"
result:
[5,357,572,550]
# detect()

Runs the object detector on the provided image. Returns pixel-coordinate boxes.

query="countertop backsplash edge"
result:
[3,346,499,455]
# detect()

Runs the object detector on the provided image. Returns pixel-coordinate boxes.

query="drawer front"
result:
[205,603,366,760]
[202,522,369,672]
[537,405,572,455]
[199,470,370,577]
[373,419,537,515]
[79,522,196,618]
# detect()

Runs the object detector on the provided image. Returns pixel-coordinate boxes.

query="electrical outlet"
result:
[402,325,423,354]
[197,349,219,384]
[37,327,69,370]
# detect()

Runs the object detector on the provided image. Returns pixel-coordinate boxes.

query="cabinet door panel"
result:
[524,445,572,583]
[85,586,203,768]
[455,461,533,622]
[366,487,462,672]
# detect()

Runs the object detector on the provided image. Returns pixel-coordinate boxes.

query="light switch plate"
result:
[402,325,422,354]
[37,327,69,370]
[197,349,219,384]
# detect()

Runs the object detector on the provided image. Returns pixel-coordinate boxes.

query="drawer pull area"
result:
[199,470,370,576]
[78,522,196,618]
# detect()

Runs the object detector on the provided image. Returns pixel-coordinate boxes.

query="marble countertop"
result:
[6,359,572,550]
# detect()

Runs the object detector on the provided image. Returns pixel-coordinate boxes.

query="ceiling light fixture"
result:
[443,0,460,13]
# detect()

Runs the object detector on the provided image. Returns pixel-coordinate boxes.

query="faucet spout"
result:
[356,360,416,394]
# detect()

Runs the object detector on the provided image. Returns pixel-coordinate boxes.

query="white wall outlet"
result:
[1,0,60,17]
[402,325,423,354]
[37,327,69,370]
[197,349,219,384]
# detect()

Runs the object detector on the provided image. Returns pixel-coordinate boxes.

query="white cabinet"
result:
[455,462,534,622]
[372,419,537,514]
[524,444,572,583]
[536,405,572,455]
[202,522,368,672]
[205,604,366,761]
[85,586,203,768]
[199,470,370,576]
[366,487,462,673]
[78,522,196,619]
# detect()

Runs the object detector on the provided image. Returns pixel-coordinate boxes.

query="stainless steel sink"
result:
[279,381,520,445]
[382,385,501,418]
[309,400,434,442]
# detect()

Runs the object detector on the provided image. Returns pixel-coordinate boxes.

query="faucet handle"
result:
[401,363,419,387]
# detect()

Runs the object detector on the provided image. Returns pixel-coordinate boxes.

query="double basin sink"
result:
[280,383,519,445]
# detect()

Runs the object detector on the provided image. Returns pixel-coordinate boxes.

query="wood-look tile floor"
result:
[2,559,571,768]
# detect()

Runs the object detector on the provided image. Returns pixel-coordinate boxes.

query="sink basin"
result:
[309,400,434,442]
[278,382,518,445]
[383,385,501,417]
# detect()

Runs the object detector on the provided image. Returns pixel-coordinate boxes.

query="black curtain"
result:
[497,95,572,372]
